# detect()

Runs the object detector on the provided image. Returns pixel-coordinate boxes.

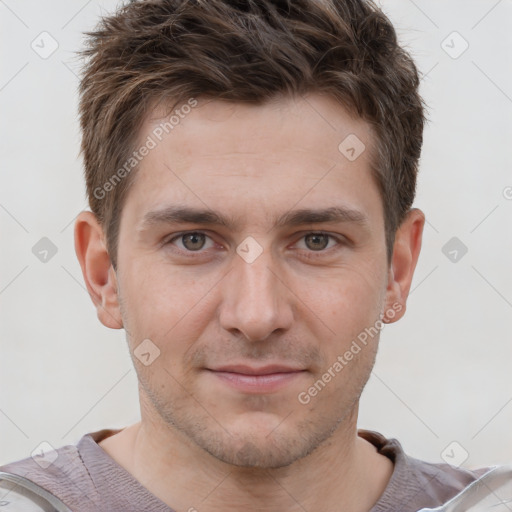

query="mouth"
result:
[205,364,307,393]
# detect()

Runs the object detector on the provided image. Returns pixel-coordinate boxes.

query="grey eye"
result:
[181,232,206,251]
[304,233,330,251]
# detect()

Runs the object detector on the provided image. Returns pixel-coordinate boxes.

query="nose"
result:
[218,245,294,342]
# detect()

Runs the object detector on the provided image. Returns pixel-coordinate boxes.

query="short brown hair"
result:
[79,0,425,268]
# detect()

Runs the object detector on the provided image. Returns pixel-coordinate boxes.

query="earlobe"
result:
[74,211,123,329]
[382,208,425,324]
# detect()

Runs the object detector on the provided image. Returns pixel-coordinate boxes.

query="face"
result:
[111,94,397,468]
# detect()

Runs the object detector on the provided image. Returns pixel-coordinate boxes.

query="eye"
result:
[295,232,341,252]
[164,231,344,257]
[168,232,215,252]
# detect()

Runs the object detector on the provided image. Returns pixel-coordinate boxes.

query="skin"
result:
[75,93,424,512]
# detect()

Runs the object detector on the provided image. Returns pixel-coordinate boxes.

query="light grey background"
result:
[1,0,511,471]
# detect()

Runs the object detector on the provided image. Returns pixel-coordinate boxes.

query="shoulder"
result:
[359,429,491,512]
[0,431,116,512]
[401,451,490,504]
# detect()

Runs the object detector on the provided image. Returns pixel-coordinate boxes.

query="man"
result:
[0,0,496,511]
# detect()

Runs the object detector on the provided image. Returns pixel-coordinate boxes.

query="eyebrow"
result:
[139,205,369,232]
[276,206,368,228]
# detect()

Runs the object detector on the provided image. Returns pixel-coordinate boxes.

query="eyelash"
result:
[164,231,345,258]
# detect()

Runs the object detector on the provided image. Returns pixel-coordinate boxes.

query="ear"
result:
[382,208,425,323]
[74,211,123,329]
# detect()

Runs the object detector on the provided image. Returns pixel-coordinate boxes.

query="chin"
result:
[203,435,307,469]
[188,414,335,469]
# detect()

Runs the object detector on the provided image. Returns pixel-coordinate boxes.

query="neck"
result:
[100,401,393,512]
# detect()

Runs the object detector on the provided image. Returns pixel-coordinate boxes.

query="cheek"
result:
[120,257,211,330]
[301,266,386,333]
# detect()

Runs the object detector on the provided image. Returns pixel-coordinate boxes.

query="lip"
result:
[209,364,305,375]
[205,365,307,393]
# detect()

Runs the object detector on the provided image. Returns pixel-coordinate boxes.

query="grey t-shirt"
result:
[0,428,489,512]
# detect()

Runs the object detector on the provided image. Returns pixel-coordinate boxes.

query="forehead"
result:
[143,93,374,167]
[122,93,382,229]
